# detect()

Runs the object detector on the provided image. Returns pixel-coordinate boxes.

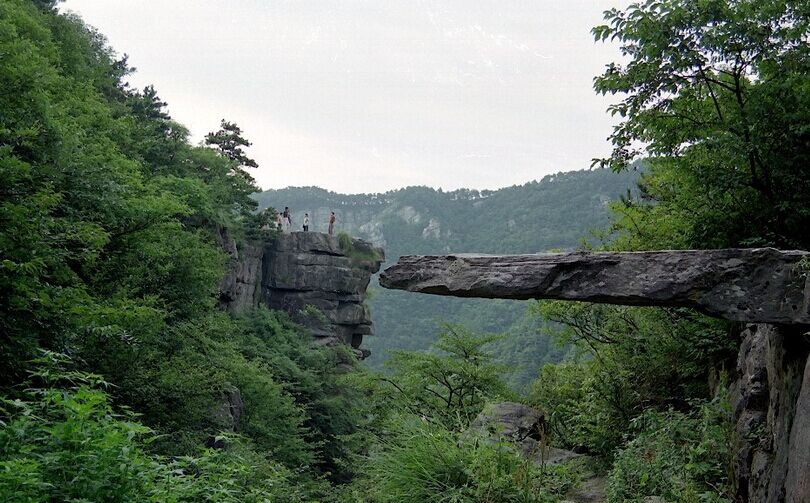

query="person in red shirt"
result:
[328,211,336,236]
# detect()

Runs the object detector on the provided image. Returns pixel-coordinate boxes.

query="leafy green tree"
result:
[0,5,370,497]
[527,301,734,456]
[31,0,62,11]
[593,0,810,249]
[382,324,512,429]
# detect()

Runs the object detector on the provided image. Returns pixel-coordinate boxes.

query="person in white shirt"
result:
[303,213,310,232]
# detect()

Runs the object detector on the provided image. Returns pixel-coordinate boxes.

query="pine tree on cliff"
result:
[204,119,260,216]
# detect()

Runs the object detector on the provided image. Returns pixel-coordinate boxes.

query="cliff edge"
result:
[218,230,384,358]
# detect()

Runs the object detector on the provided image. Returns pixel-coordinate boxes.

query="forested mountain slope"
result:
[0,2,373,499]
[256,168,639,387]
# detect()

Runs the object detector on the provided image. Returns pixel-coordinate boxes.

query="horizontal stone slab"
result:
[380,248,810,325]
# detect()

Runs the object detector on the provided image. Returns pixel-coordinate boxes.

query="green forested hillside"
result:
[257,168,639,387]
[0,2,368,499]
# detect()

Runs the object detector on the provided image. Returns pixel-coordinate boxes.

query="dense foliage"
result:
[527,305,734,457]
[593,0,810,250]
[0,353,306,503]
[339,326,578,503]
[0,2,368,499]
[352,419,575,503]
[524,1,810,501]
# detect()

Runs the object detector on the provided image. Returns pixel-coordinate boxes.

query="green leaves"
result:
[606,392,734,501]
[357,417,575,503]
[383,324,512,431]
[593,0,810,248]
[0,354,303,502]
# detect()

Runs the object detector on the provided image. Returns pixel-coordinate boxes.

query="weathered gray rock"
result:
[209,382,244,432]
[380,248,810,325]
[467,402,582,465]
[730,324,810,502]
[468,402,546,446]
[731,323,810,503]
[217,227,264,311]
[786,354,810,503]
[219,231,383,356]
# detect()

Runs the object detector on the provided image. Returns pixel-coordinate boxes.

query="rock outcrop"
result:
[381,247,810,502]
[217,227,264,313]
[467,402,582,466]
[732,324,810,503]
[468,402,604,502]
[219,231,384,357]
[380,248,810,324]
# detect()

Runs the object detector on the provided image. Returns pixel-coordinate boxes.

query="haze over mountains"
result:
[256,167,640,387]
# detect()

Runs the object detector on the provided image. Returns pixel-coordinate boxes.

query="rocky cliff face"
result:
[381,248,810,502]
[218,230,384,358]
[732,324,810,503]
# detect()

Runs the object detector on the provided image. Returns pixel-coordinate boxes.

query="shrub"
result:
[357,418,575,503]
[383,323,513,430]
[337,232,382,263]
[606,391,734,503]
[0,353,300,502]
[528,303,735,457]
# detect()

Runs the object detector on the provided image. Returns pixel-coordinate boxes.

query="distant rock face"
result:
[219,231,384,358]
[380,248,810,325]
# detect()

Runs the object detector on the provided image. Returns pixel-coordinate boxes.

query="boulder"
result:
[209,382,244,432]
[380,248,810,325]
[467,402,581,465]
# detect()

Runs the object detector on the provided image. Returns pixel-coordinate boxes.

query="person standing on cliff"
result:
[328,211,336,236]
[282,207,288,230]
[303,213,310,232]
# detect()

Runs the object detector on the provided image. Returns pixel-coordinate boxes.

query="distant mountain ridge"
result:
[255,168,638,254]
[255,168,640,387]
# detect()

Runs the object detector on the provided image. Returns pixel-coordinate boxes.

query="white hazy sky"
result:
[61,0,629,193]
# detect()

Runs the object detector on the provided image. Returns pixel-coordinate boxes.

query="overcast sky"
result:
[61,0,629,193]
